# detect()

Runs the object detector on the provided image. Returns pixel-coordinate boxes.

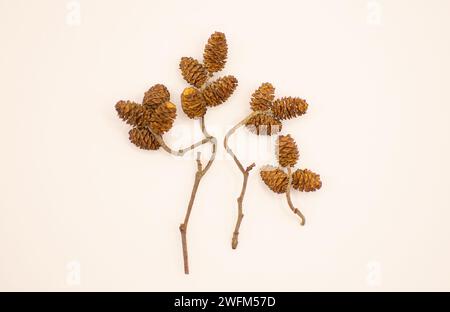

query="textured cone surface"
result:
[245,113,282,135]
[292,169,322,192]
[260,166,288,194]
[149,102,177,134]
[250,83,275,111]
[202,75,237,107]
[129,127,161,150]
[181,87,207,119]
[203,31,227,74]
[277,134,299,167]
[115,100,151,127]
[272,97,308,120]
[179,57,208,88]
[143,84,170,108]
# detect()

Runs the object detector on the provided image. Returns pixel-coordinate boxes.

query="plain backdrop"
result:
[1,0,450,291]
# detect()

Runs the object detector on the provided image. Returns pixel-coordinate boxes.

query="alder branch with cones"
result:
[224,83,321,249]
[115,31,322,274]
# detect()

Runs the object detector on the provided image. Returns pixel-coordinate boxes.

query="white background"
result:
[1,0,450,291]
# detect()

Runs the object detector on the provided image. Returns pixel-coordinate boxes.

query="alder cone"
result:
[245,113,282,135]
[272,97,308,120]
[115,100,151,127]
[129,127,161,150]
[202,75,238,107]
[277,134,299,167]
[181,87,207,119]
[179,57,208,88]
[292,169,322,192]
[250,83,275,112]
[143,84,170,108]
[203,31,227,74]
[149,102,177,134]
[260,166,288,194]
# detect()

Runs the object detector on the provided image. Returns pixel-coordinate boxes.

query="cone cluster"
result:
[245,83,308,136]
[115,83,177,149]
[179,32,237,119]
[260,134,321,194]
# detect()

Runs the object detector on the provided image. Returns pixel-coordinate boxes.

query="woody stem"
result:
[224,111,262,249]
[178,116,216,274]
[286,166,305,226]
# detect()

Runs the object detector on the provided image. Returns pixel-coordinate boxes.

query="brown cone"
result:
[272,97,308,120]
[143,84,170,108]
[250,83,275,111]
[203,31,227,74]
[277,134,299,167]
[129,127,161,150]
[115,100,151,127]
[245,113,282,135]
[202,75,238,107]
[292,169,322,192]
[181,87,207,119]
[179,57,208,88]
[149,102,177,134]
[260,166,288,194]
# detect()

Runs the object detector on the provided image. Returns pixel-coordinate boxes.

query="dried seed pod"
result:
[115,100,152,127]
[129,127,161,150]
[245,113,282,135]
[272,97,308,120]
[250,83,275,112]
[143,84,170,108]
[292,169,322,192]
[202,75,238,107]
[179,57,208,88]
[203,31,227,74]
[260,166,288,194]
[149,102,177,134]
[277,134,299,167]
[181,87,207,119]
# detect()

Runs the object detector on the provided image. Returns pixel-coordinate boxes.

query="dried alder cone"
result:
[143,84,170,108]
[292,169,322,192]
[260,166,288,194]
[115,83,177,149]
[272,97,308,120]
[250,82,275,112]
[202,75,238,107]
[181,87,207,119]
[245,113,282,135]
[277,134,299,167]
[180,57,208,88]
[203,31,228,74]
[129,127,161,150]
[179,31,237,120]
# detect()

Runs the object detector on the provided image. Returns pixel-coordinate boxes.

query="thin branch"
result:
[177,116,217,274]
[286,166,305,226]
[224,111,262,249]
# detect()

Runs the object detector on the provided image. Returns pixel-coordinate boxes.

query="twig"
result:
[224,111,262,249]
[145,115,216,274]
[286,166,305,225]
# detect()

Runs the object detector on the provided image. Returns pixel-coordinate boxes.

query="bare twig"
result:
[224,111,262,249]
[176,116,216,274]
[145,114,216,274]
[286,166,305,225]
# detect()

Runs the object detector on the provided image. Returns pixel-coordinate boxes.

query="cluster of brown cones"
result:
[180,32,238,119]
[115,84,176,150]
[260,135,322,195]
[245,83,308,135]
